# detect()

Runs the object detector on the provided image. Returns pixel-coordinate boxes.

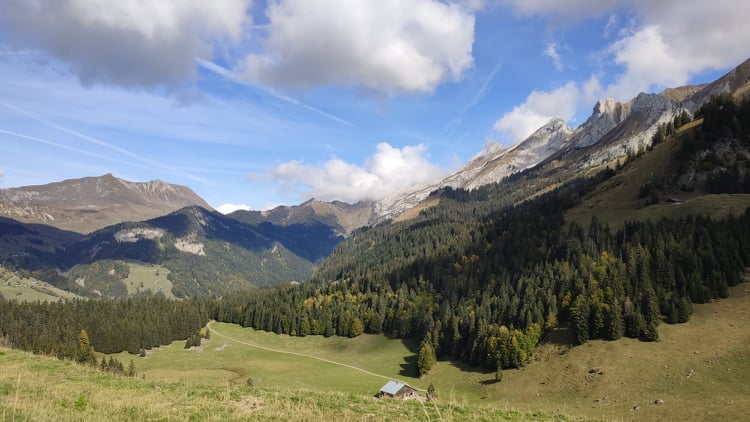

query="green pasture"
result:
[123,263,175,299]
[115,282,750,421]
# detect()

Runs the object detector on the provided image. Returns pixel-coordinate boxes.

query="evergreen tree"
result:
[417,332,437,376]
[126,360,136,377]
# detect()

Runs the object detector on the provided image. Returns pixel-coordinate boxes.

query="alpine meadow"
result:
[2,1,750,421]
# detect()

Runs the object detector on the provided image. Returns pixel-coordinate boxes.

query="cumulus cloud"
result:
[493,0,750,143]
[0,0,251,88]
[216,203,251,214]
[605,0,750,99]
[238,0,475,94]
[261,143,445,203]
[493,78,603,143]
[502,0,750,100]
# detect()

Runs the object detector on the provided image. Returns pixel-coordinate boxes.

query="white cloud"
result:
[493,80,599,143]
[238,0,475,94]
[261,143,445,203]
[543,42,563,71]
[216,203,251,214]
[0,168,4,178]
[493,0,750,144]
[500,0,619,19]
[0,0,251,88]
[605,0,750,100]
[501,0,750,100]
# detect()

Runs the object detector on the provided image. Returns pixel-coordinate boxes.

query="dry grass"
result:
[393,197,441,223]
[566,129,750,228]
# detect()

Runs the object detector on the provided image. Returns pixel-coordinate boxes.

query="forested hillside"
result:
[1,95,749,375]
[210,95,750,371]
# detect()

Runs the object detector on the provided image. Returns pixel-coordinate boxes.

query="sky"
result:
[0,1,748,212]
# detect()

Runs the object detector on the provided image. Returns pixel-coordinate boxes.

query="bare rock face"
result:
[572,98,631,148]
[0,174,212,233]
[462,118,573,190]
[373,118,573,222]
[576,93,681,168]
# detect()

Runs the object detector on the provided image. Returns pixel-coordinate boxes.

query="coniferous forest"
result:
[1,95,750,373]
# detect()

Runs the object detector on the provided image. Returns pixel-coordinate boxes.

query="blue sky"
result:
[0,0,748,212]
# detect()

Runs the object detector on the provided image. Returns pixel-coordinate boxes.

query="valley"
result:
[1,56,750,422]
[3,280,749,421]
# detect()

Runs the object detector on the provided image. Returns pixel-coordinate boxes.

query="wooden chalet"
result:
[375,380,418,399]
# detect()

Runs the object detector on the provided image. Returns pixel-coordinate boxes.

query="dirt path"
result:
[206,321,422,391]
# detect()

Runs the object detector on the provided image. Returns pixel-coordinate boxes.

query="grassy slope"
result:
[118,325,422,396]
[0,263,171,301]
[5,279,746,421]
[0,266,80,302]
[566,122,750,228]
[122,263,175,299]
[0,350,564,422]
[108,281,750,421]
[425,281,750,421]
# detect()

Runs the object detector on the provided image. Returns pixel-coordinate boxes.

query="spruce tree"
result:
[417,333,437,376]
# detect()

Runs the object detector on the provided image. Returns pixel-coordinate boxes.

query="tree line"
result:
[0,295,211,358]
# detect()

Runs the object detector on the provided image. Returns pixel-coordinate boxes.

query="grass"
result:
[423,282,750,421]
[4,283,749,420]
[393,197,441,223]
[119,324,422,396]
[0,266,80,302]
[114,281,750,421]
[566,131,750,228]
[122,263,175,299]
[0,349,567,421]
[568,193,750,229]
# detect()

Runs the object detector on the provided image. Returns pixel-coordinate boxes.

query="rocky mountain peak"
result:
[0,174,212,233]
[571,98,631,148]
[593,98,618,115]
[512,118,572,157]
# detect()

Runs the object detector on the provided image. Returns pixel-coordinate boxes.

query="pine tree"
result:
[417,333,437,376]
[76,329,95,364]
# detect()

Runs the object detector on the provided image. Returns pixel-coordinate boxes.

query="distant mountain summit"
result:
[229,198,373,237]
[0,174,211,233]
[373,56,750,222]
[374,117,574,221]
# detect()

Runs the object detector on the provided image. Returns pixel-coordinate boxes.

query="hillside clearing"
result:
[122,263,174,299]
[120,281,750,421]
[0,266,80,302]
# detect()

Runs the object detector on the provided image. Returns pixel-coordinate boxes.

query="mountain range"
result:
[0,173,211,234]
[1,56,749,299]
[373,57,750,222]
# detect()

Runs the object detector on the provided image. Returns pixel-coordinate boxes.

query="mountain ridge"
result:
[372,56,750,222]
[0,173,212,234]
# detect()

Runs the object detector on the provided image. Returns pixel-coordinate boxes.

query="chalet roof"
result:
[380,380,405,395]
